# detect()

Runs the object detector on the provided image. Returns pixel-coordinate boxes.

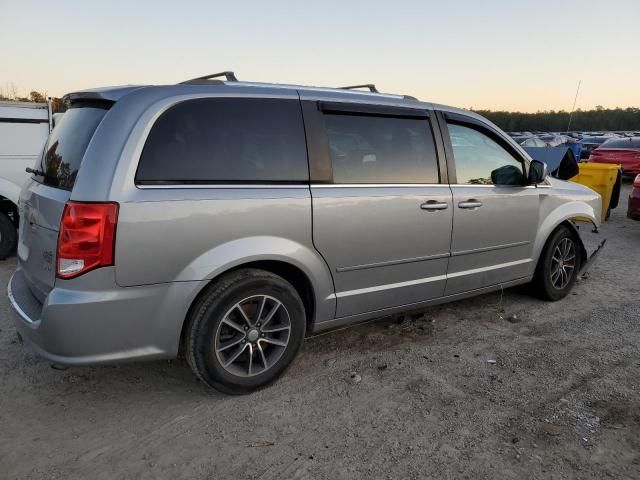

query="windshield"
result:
[34,102,111,190]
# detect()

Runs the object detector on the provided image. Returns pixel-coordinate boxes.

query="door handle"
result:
[420,200,449,211]
[458,199,483,209]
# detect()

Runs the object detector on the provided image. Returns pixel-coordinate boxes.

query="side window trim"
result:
[434,111,456,184]
[319,101,430,119]
[302,100,442,185]
[301,100,332,183]
[439,111,529,185]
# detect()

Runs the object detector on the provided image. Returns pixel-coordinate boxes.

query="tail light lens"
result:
[634,174,640,188]
[57,201,119,279]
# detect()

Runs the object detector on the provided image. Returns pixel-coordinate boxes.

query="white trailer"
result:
[0,101,52,258]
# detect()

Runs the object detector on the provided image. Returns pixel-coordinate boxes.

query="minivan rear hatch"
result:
[18,101,111,302]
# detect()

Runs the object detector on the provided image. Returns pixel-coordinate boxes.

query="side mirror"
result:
[528,160,548,185]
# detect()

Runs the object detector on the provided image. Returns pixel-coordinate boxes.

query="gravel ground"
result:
[1,182,639,480]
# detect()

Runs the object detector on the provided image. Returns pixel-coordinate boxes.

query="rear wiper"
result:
[25,167,46,176]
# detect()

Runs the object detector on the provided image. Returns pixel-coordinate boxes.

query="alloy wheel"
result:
[550,237,576,289]
[214,295,291,377]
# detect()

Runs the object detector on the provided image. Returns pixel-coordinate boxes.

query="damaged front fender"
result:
[565,219,606,276]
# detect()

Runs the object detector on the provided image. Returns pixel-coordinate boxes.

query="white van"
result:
[0,101,52,258]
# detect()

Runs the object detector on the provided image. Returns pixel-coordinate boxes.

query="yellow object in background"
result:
[570,163,621,223]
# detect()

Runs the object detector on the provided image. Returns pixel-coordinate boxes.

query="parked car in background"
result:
[532,134,582,160]
[628,174,640,220]
[513,136,547,147]
[8,75,603,394]
[538,135,566,147]
[588,137,640,176]
[0,100,53,259]
[580,136,611,160]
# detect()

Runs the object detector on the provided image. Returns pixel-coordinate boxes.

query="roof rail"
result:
[181,71,238,85]
[339,84,379,93]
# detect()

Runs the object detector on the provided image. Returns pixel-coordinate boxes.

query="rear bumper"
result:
[8,268,202,366]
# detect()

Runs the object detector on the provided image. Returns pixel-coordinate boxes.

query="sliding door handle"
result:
[458,199,483,209]
[420,200,449,211]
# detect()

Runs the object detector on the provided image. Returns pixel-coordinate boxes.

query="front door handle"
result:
[420,200,449,211]
[458,199,483,209]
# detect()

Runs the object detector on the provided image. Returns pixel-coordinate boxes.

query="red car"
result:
[628,174,640,220]
[589,137,640,175]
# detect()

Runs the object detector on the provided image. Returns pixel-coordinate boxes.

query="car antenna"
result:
[566,80,581,133]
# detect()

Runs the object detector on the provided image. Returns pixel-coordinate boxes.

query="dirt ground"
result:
[1,182,639,480]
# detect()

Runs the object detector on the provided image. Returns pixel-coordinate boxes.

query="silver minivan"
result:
[8,73,603,394]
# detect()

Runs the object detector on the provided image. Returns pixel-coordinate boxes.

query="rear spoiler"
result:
[62,85,147,105]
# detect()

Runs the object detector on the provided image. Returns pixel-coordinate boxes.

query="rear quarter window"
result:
[136,98,308,184]
[35,102,111,190]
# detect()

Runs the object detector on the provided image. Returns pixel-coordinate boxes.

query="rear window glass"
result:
[602,138,640,148]
[35,103,110,190]
[136,98,308,184]
[324,113,439,184]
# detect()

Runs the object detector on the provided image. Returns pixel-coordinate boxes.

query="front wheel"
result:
[532,225,582,301]
[184,269,306,394]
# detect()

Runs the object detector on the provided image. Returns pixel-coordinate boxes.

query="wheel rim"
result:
[550,237,576,290]
[214,295,291,378]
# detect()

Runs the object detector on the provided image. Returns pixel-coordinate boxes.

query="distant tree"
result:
[473,107,640,132]
[0,86,67,113]
[50,97,67,113]
[29,91,46,103]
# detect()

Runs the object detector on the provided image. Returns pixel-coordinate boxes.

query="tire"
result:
[185,268,306,394]
[532,225,582,301]
[0,212,17,260]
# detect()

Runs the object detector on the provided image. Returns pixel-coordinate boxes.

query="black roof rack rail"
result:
[339,84,379,93]
[180,71,238,85]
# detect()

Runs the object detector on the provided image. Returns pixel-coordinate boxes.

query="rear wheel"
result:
[185,269,306,394]
[0,212,17,260]
[532,225,582,301]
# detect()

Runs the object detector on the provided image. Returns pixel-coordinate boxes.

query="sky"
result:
[1,0,639,112]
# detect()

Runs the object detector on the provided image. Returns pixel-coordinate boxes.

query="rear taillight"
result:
[57,201,119,279]
[634,174,640,188]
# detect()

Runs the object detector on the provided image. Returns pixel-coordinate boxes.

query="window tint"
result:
[136,98,308,183]
[35,103,110,190]
[323,113,439,183]
[448,123,525,185]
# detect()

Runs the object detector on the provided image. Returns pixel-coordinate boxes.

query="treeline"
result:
[474,107,640,132]
[0,89,66,113]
